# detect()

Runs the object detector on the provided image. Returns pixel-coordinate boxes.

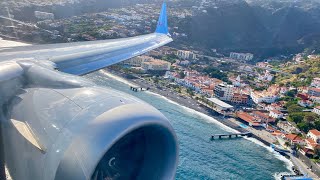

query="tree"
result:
[285,142,290,147]
[176,87,181,93]
[162,54,178,63]
[314,148,320,159]
[315,120,320,131]
[285,90,296,98]
[187,88,195,96]
[287,104,303,114]
[288,112,304,124]
[304,113,318,123]
[179,71,186,79]
[297,121,312,133]
[203,67,229,82]
[154,77,159,84]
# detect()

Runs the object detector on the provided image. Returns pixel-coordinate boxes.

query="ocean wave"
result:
[146,91,238,133]
[244,137,294,175]
[273,172,294,180]
[102,70,294,177]
[147,90,294,177]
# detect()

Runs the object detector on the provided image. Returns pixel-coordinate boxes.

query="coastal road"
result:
[228,118,319,179]
[290,155,319,179]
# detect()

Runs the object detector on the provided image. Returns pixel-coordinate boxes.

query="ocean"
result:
[85,70,293,180]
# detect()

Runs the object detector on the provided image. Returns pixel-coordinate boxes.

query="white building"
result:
[307,129,320,143]
[310,96,320,103]
[251,85,280,104]
[269,110,284,119]
[238,65,253,72]
[251,91,278,104]
[34,11,54,20]
[176,50,197,60]
[311,77,320,88]
[230,52,254,61]
[258,70,274,82]
[206,97,234,112]
[298,100,313,108]
[179,60,190,66]
[277,121,301,134]
[214,83,234,101]
[313,106,320,116]
[293,53,304,63]
[233,75,241,87]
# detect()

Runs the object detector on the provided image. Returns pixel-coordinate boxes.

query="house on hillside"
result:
[308,88,320,97]
[277,121,301,134]
[311,77,320,88]
[313,106,320,116]
[298,100,313,107]
[305,138,320,151]
[252,111,276,123]
[307,129,320,143]
[297,93,309,100]
[310,96,320,103]
[269,110,284,119]
[282,134,305,146]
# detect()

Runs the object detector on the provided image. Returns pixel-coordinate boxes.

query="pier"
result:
[130,86,149,92]
[210,132,252,140]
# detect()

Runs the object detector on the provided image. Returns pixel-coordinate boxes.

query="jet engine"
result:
[1,64,178,180]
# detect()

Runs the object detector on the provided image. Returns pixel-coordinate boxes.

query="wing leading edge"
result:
[0,3,172,75]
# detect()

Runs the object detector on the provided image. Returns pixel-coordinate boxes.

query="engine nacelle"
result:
[3,86,178,180]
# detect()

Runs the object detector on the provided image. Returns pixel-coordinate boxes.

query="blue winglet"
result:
[155,3,169,35]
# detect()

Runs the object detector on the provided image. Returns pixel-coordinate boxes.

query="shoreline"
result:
[103,69,274,141]
[100,69,296,175]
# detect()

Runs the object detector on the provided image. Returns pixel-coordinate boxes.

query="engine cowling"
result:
[3,86,178,180]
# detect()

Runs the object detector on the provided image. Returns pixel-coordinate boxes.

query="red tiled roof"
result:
[271,130,283,136]
[313,144,320,149]
[237,112,258,123]
[253,111,271,119]
[306,138,316,145]
[302,148,314,155]
[309,129,320,136]
[285,134,303,142]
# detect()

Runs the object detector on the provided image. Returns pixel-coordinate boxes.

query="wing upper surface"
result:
[0,33,172,75]
[0,3,172,75]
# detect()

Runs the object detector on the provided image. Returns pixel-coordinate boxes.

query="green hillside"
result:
[275,57,320,87]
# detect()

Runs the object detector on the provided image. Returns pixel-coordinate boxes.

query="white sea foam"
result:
[146,91,237,133]
[245,137,294,175]
[273,172,294,180]
[102,71,295,176]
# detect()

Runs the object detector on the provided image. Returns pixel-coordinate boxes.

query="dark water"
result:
[85,71,292,180]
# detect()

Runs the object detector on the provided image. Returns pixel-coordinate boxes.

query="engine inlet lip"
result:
[54,103,178,180]
[90,122,178,180]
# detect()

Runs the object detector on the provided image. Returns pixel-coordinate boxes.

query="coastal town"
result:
[2,1,320,179]
[108,46,320,179]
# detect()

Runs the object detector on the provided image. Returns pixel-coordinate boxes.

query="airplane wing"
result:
[0,4,179,180]
[0,3,172,75]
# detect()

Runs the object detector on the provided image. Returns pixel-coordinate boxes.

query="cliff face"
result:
[2,0,320,57]
[172,0,320,58]
[0,0,158,21]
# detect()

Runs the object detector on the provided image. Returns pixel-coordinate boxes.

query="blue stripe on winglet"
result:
[155,3,169,35]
